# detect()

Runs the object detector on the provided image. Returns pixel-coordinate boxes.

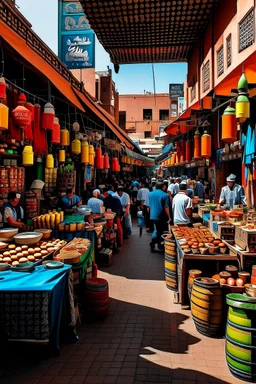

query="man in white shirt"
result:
[167,178,175,197]
[114,186,132,236]
[172,183,192,225]
[87,189,103,214]
[137,181,150,229]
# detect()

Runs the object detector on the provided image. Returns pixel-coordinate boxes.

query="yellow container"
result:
[46,154,54,169]
[0,103,9,131]
[22,145,34,166]
[60,129,70,146]
[89,144,94,166]
[81,141,89,163]
[71,139,81,155]
[236,100,250,122]
[59,149,65,163]
[60,211,64,222]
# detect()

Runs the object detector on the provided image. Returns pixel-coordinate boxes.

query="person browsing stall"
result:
[172,183,192,225]
[219,174,245,208]
[114,186,132,236]
[2,191,25,229]
[87,189,104,214]
[61,184,82,213]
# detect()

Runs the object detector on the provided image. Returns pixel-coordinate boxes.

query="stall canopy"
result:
[154,143,175,164]
[80,0,220,65]
[125,148,155,165]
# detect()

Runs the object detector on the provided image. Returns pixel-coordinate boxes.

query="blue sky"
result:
[16,0,187,95]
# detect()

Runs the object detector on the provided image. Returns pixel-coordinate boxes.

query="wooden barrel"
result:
[225,293,256,382]
[188,269,202,302]
[165,251,177,291]
[191,277,223,337]
[84,278,109,318]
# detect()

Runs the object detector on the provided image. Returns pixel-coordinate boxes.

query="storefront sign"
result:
[58,0,95,69]
[104,138,121,151]
[169,84,184,99]
[221,152,242,162]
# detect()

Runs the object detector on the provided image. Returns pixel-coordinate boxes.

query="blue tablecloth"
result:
[0,265,72,348]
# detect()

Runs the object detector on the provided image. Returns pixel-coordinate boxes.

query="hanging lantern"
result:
[59,149,66,163]
[12,105,31,129]
[42,102,54,130]
[104,153,110,169]
[222,106,237,143]
[0,103,9,131]
[25,102,35,122]
[51,117,61,144]
[89,144,94,166]
[167,157,172,166]
[238,73,249,93]
[71,139,81,155]
[170,153,176,165]
[60,128,70,146]
[201,130,212,158]
[81,141,89,163]
[236,94,250,122]
[185,140,191,162]
[17,93,27,106]
[46,154,54,169]
[111,157,119,172]
[0,77,7,100]
[72,121,80,132]
[194,130,201,159]
[127,157,131,164]
[95,148,103,169]
[22,145,34,166]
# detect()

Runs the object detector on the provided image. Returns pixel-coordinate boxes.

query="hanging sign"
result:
[104,138,122,151]
[58,0,95,69]
[169,84,184,99]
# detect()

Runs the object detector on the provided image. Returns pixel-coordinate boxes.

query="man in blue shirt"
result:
[219,174,245,208]
[88,189,104,214]
[149,182,171,252]
[61,184,82,213]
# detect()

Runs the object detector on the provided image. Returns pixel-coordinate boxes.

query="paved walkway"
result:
[1,226,243,384]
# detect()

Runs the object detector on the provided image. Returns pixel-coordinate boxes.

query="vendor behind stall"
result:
[1,191,25,229]
[87,189,104,214]
[61,184,82,213]
[219,174,245,208]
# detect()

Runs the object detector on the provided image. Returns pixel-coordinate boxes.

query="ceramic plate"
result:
[46,261,64,269]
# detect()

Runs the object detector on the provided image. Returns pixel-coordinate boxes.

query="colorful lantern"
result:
[81,141,89,163]
[111,157,119,172]
[0,77,7,100]
[60,128,70,146]
[236,73,250,122]
[201,130,212,158]
[89,145,94,166]
[12,105,31,129]
[95,148,103,169]
[46,154,54,169]
[194,130,201,159]
[222,106,237,143]
[185,140,191,162]
[42,102,54,130]
[0,103,9,131]
[17,93,27,106]
[22,145,34,166]
[104,153,110,169]
[51,117,60,144]
[71,139,81,155]
[171,153,176,165]
[59,149,65,163]
[167,156,172,166]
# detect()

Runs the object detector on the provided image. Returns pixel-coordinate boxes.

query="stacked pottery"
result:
[225,293,256,382]
[162,234,177,291]
[191,277,223,337]
[188,269,202,302]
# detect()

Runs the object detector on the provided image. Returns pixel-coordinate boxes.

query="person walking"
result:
[137,181,150,230]
[114,186,132,237]
[149,182,171,252]
[172,183,192,225]
[104,190,123,247]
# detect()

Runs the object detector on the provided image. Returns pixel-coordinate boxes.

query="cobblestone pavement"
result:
[0,226,243,384]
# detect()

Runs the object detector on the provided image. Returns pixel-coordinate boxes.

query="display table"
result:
[0,264,74,350]
[174,235,240,306]
[224,240,256,270]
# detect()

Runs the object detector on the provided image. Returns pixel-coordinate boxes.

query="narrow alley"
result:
[0,226,242,384]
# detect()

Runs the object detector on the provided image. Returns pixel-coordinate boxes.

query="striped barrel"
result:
[191,277,223,337]
[225,293,256,382]
[188,270,202,302]
[162,236,177,291]
[84,278,109,318]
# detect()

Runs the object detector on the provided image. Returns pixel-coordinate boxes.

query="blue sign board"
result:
[58,1,95,69]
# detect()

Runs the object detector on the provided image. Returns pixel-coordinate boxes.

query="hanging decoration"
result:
[60,128,70,146]
[22,145,34,166]
[89,144,94,166]
[185,140,191,162]
[0,103,8,131]
[33,104,47,155]
[51,117,61,144]
[42,102,55,130]
[95,147,103,169]
[46,154,54,169]
[236,73,250,122]
[59,149,66,163]
[201,130,212,158]
[12,105,31,130]
[81,141,89,163]
[24,102,34,140]
[171,153,176,165]
[111,157,119,172]
[17,93,27,106]
[71,139,81,155]
[194,129,201,159]
[0,77,7,100]
[103,153,110,169]
[222,106,237,143]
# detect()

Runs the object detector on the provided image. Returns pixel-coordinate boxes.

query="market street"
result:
[0,225,243,384]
